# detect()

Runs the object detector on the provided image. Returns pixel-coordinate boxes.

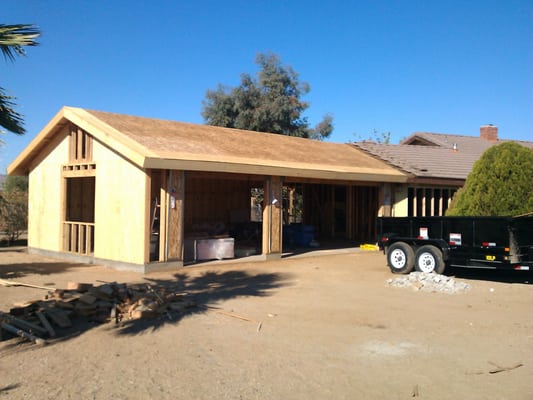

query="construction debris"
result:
[0,280,196,345]
[202,305,262,332]
[0,278,56,291]
[387,272,472,294]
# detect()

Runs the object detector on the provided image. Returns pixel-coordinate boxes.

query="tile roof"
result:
[353,142,475,179]
[402,131,533,154]
[354,132,533,181]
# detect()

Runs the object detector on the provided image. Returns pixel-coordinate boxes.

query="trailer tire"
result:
[415,245,445,274]
[386,242,415,274]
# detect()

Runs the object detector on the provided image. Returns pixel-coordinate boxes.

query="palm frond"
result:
[0,24,40,61]
[0,87,25,135]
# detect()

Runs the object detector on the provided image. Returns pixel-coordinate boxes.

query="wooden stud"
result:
[77,128,83,161]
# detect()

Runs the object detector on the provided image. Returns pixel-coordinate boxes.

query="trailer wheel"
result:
[415,245,445,274]
[387,242,415,274]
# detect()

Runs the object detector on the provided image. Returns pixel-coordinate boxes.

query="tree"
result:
[353,129,392,144]
[0,175,28,243]
[2,175,28,192]
[202,53,333,140]
[0,24,40,136]
[446,142,533,216]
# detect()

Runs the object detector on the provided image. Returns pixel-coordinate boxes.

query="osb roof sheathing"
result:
[8,106,406,183]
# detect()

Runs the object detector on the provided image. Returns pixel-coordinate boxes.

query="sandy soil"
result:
[0,248,531,400]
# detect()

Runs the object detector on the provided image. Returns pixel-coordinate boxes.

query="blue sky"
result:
[2,0,532,172]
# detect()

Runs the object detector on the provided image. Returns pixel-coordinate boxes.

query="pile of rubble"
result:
[387,272,472,294]
[0,281,195,345]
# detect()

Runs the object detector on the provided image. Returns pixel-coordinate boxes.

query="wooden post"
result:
[346,186,354,240]
[167,170,185,261]
[288,187,295,223]
[413,188,418,217]
[430,188,435,217]
[262,176,283,257]
[421,189,426,217]
[158,171,168,262]
[143,171,152,264]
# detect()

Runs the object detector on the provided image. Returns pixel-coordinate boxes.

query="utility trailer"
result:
[377,214,532,274]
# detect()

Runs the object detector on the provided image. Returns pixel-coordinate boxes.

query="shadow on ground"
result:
[0,268,290,349]
[449,267,531,285]
[112,269,289,336]
[0,261,88,280]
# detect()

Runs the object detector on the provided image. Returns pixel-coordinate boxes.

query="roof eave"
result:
[144,157,408,183]
[7,106,153,175]
[8,107,71,175]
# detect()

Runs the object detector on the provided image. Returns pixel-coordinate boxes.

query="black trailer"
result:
[377,214,532,274]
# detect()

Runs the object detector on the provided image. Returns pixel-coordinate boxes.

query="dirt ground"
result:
[0,247,531,400]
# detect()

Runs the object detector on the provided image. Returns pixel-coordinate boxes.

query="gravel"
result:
[387,272,472,294]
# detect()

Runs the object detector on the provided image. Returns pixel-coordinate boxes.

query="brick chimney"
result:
[480,124,498,142]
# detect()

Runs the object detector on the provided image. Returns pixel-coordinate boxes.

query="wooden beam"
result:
[262,178,271,255]
[77,128,83,161]
[346,186,354,239]
[167,170,184,261]
[62,169,96,178]
[159,170,168,262]
[262,176,283,256]
[145,158,407,184]
[143,171,151,264]
[69,125,76,162]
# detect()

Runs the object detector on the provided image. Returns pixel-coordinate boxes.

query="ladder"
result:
[150,197,160,233]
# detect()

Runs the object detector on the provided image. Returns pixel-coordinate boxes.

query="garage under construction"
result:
[8,107,406,272]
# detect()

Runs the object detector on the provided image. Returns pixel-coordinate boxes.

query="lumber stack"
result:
[0,281,195,345]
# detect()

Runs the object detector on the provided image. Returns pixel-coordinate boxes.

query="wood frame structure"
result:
[8,107,407,273]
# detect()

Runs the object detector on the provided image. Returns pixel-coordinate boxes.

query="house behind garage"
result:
[353,125,533,217]
[8,107,406,272]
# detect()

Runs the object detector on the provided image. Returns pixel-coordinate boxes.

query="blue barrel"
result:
[295,225,315,247]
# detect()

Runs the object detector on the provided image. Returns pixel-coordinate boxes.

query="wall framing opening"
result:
[63,176,95,255]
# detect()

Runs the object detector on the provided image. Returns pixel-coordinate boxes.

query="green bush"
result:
[447,142,533,216]
[0,176,28,243]
[0,190,28,242]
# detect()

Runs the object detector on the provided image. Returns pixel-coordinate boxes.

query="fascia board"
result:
[144,157,408,183]
[7,107,68,175]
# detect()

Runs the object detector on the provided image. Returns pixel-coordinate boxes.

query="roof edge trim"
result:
[144,158,408,183]
[7,107,68,175]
